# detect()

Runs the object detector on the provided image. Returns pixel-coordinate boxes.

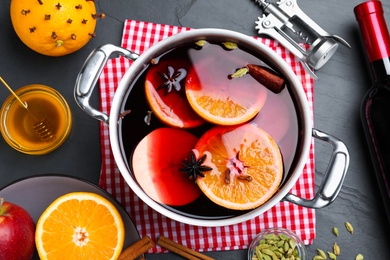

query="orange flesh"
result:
[195,124,283,210]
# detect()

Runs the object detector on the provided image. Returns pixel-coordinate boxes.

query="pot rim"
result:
[108,28,312,227]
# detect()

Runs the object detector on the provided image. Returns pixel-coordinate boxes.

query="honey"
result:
[0,84,72,154]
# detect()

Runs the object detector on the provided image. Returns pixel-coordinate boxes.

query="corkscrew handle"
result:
[74,44,139,124]
[254,0,350,79]
[283,128,350,208]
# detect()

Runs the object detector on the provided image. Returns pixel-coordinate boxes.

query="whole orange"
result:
[10,0,99,56]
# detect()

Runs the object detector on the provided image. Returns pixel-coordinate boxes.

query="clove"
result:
[224,169,231,184]
[92,13,105,19]
[237,175,253,182]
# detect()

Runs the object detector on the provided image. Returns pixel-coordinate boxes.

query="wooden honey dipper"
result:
[0,77,55,141]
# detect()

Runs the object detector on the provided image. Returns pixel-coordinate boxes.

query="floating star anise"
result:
[180,151,212,180]
[157,66,187,95]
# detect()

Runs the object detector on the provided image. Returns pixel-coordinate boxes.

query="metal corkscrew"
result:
[254,0,351,79]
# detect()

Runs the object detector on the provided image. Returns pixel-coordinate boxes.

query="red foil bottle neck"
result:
[354,0,390,62]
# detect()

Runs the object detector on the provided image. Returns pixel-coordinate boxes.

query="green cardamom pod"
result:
[195,40,207,47]
[328,251,337,260]
[222,41,238,50]
[345,222,354,234]
[332,227,339,236]
[333,242,340,255]
[355,253,364,260]
[317,248,327,259]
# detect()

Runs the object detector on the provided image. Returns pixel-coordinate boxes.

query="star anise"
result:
[157,66,187,95]
[180,151,212,180]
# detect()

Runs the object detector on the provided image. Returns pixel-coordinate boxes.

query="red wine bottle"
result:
[354,0,390,223]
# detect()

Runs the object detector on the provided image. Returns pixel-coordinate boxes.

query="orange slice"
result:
[145,59,205,128]
[194,124,283,210]
[132,128,202,206]
[35,192,125,260]
[185,54,267,126]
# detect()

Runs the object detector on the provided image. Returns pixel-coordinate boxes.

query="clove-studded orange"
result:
[10,0,103,56]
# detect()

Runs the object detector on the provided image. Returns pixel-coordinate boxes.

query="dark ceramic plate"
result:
[0,174,141,259]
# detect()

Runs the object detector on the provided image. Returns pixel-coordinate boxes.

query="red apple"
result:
[0,198,35,260]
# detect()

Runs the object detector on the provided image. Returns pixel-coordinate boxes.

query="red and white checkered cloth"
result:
[98,20,315,253]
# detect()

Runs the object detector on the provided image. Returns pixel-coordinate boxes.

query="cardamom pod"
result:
[333,242,340,256]
[231,67,248,78]
[222,41,238,50]
[328,251,337,260]
[312,256,325,260]
[345,222,354,234]
[317,248,327,259]
[332,227,339,236]
[356,253,364,260]
[195,40,207,47]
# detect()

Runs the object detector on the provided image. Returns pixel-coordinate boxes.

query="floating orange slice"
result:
[145,59,205,128]
[194,124,283,210]
[35,192,124,260]
[185,52,267,126]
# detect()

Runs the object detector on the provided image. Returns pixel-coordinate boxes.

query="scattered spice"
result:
[37,0,43,4]
[316,249,326,259]
[332,227,339,236]
[333,243,340,256]
[180,151,212,181]
[356,253,364,260]
[247,64,286,93]
[328,251,337,260]
[345,222,354,234]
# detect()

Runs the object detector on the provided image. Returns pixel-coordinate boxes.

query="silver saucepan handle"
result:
[74,44,139,124]
[283,128,350,208]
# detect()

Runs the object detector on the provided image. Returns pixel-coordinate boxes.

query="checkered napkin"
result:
[98,20,316,253]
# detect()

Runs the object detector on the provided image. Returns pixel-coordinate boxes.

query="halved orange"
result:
[35,192,125,260]
[145,59,205,128]
[132,128,202,206]
[185,53,268,125]
[194,124,283,210]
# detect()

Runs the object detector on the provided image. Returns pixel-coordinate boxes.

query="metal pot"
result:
[74,29,349,227]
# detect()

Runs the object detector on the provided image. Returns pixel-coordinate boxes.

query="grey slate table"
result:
[1,0,389,259]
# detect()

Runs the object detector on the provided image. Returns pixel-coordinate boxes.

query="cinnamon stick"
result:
[118,236,154,260]
[157,236,215,260]
[247,64,286,94]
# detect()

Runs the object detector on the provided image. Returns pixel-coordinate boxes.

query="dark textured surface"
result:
[0,0,389,259]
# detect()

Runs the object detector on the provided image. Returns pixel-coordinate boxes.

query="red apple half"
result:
[131,128,202,206]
